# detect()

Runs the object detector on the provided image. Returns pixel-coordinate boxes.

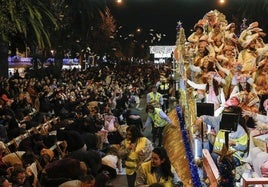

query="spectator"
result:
[56,129,87,153]
[135,147,179,187]
[68,149,102,177]
[119,125,153,187]
[125,103,143,132]
[9,165,34,187]
[58,174,95,187]
[0,176,11,187]
[41,158,87,187]
[100,145,122,179]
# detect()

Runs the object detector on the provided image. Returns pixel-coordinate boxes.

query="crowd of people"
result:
[0,61,180,187]
[1,8,268,187]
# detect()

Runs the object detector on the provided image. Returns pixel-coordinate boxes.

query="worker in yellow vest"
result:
[194,106,249,166]
[146,86,163,109]
[119,125,153,187]
[158,77,170,113]
[135,147,180,187]
[144,104,175,147]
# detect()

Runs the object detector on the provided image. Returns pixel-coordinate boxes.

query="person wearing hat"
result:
[187,20,205,47]
[204,10,218,33]
[216,45,238,97]
[255,53,268,95]
[192,37,214,69]
[224,22,239,46]
[208,22,224,45]
[238,32,268,77]
[229,72,257,100]
[211,35,225,55]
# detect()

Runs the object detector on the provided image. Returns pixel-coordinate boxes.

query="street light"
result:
[116,0,123,4]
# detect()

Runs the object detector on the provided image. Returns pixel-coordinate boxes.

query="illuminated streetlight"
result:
[116,0,123,4]
[219,0,225,4]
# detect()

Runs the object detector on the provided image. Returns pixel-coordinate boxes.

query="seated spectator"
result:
[100,145,122,179]
[56,129,87,153]
[125,103,143,131]
[94,171,113,187]
[18,133,47,156]
[41,158,88,187]
[58,174,95,187]
[39,148,55,169]
[9,165,34,187]
[21,152,40,187]
[0,142,13,177]
[0,176,11,187]
[68,149,102,177]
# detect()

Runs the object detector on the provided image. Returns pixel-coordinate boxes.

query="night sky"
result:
[108,0,267,45]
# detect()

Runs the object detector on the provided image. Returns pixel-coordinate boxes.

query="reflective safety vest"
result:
[159,83,169,91]
[140,161,173,187]
[149,108,166,128]
[148,92,162,108]
[213,130,248,161]
[124,137,148,175]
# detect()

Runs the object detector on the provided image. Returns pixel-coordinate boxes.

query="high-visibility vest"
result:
[159,83,169,91]
[124,137,148,175]
[140,161,173,187]
[213,130,248,161]
[148,108,166,128]
[148,92,162,107]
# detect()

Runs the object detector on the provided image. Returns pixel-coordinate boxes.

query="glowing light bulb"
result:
[219,0,225,4]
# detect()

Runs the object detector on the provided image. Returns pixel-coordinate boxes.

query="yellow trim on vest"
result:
[125,137,148,175]
[149,108,166,127]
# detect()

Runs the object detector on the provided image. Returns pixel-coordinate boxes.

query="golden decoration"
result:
[163,109,193,187]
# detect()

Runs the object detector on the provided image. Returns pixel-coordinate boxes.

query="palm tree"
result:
[0,0,57,78]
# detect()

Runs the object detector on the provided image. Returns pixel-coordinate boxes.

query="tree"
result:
[0,0,57,78]
[49,0,117,65]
